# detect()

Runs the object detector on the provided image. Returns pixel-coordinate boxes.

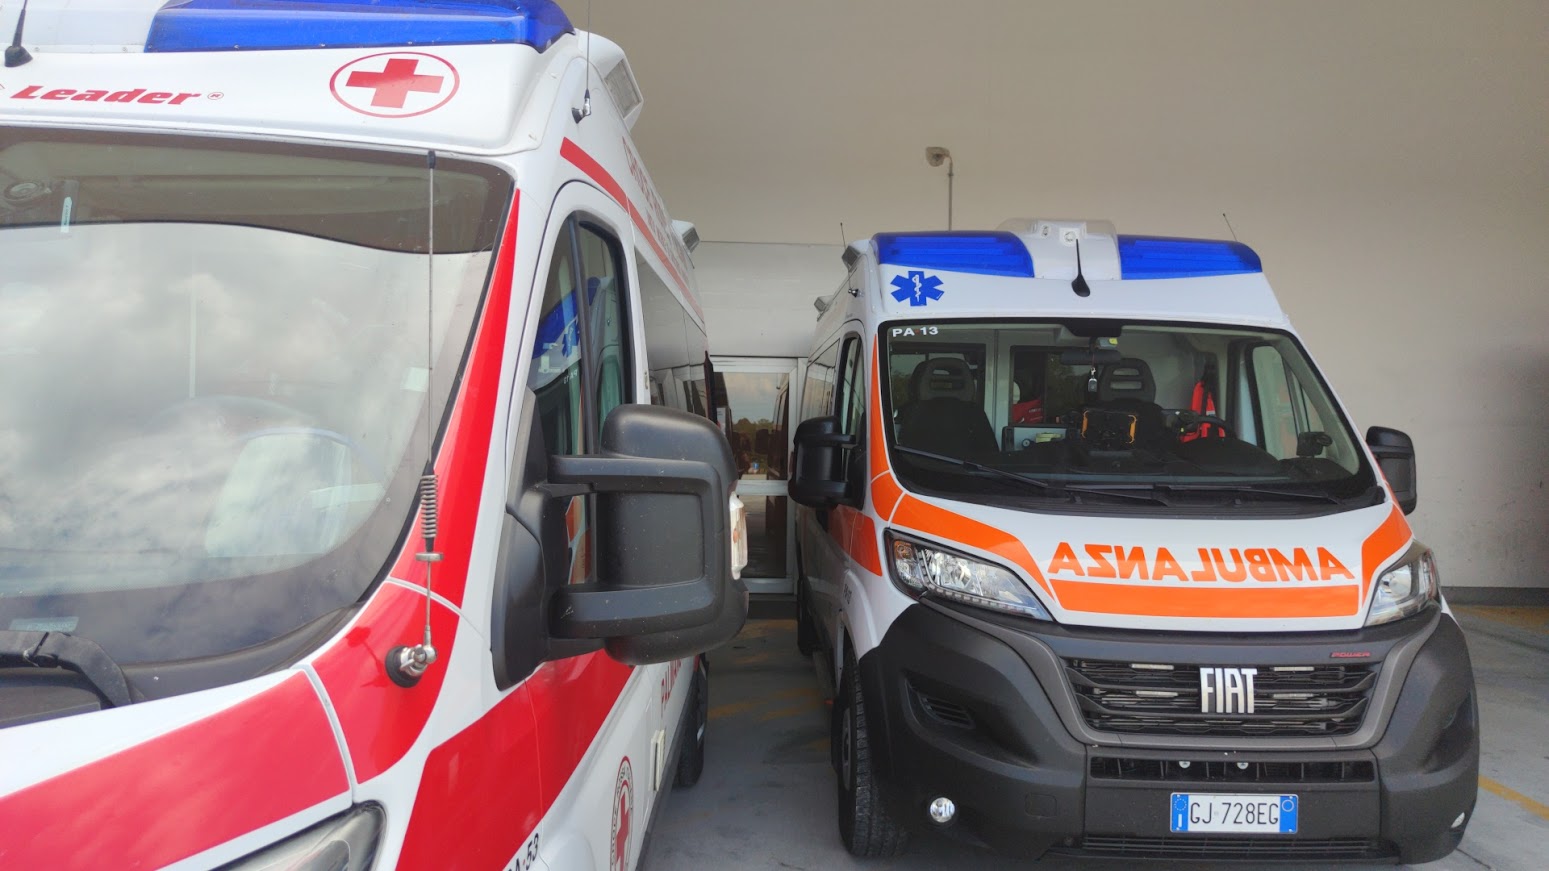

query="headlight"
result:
[887,531,1052,621]
[1365,546,1440,626]
[223,804,384,871]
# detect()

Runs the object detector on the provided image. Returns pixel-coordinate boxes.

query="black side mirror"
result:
[544,404,747,665]
[1366,426,1417,515]
[789,416,854,508]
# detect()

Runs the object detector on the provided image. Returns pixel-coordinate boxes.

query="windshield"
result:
[0,128,509,666]
[882,320,1378,507]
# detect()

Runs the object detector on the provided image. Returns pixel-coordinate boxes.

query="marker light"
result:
[1365,546,1440,626]
[1117,235,1263,279]
[887,531,1051,620]
[874,231,1035,278]
[146,0,574,54]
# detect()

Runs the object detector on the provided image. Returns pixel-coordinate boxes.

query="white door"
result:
[712,357,800,595]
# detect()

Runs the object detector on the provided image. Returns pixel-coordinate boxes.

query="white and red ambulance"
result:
[0,2,748,869]
[791,221,1478,864]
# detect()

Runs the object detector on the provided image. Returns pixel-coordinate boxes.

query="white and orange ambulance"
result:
[791,220,1478,864]
[0,2,748,869]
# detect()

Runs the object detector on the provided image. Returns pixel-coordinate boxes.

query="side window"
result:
[837,336,865,438]
[1249,344,1328,460]
[525,215,632,586]
[530,223,583,458]
[801,339,840,422]
[577,222,630,435]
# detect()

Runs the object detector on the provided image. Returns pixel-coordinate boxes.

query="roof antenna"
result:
[571,0,593,122]
[1071,239,1092,298]
[1221,211,1240,242]
[5,0,34,68]
[839,222,847,247]
[387,149,442,689]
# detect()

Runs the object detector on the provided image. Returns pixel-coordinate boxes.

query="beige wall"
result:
[563,0,1549,592]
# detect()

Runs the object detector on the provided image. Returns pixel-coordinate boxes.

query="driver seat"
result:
[897,358,997,456]
[1092,357,1168,449]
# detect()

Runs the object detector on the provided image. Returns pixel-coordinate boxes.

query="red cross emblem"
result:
[610,758,633,871]
[330,52,460,118]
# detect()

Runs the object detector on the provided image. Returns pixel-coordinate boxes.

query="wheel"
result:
[795,573,818,657]
[673,658,708,788]
[834,652,908,857]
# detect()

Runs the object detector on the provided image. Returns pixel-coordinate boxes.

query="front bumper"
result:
[856,602,1478,864]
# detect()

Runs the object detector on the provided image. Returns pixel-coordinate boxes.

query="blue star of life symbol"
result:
[890,270,944,307]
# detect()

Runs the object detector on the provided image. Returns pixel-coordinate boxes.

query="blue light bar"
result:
[874,231,1035,278]
[146,0,574,53]
[1117,235,1263,279]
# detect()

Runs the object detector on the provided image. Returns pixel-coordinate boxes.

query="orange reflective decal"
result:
[830,505,883,576]
[865,343,905,520]
[868,344,889,480]
[891,494,1053,596]
[871,471,904,522]
[1361,504,1413,597]
[1053,581,1359,618]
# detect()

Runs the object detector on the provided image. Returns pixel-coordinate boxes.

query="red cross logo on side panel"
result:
[330,51,460,118]
[610,758,633,871]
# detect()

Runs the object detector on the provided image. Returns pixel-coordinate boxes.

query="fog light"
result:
[1452,812,1466,829]
[928,797,956,824]
[1178,760,1191,769]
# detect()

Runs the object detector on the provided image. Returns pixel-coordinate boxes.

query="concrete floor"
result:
[643,607,1549,871]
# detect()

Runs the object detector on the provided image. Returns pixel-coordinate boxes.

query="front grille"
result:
[1070,835,1391,861]
[1067,659,1378,737]
[1090,756,1375,783]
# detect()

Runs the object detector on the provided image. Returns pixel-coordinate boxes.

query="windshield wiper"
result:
[1155,483,1342,504]
[894,447,1165,504]
[895,446,1053,492]
[0,630,134,707]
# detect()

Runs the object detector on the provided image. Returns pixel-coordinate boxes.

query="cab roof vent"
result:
[602,58,643,126]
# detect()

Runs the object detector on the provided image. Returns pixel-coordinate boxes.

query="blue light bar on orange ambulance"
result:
[1117,235,1263,279]
[874,231,1036,278]
[144,0,574,53]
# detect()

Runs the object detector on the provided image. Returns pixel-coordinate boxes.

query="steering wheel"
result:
[1164,408,1233,439]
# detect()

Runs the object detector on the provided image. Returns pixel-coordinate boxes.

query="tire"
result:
[795,574,818,657]
[673,659,708,788]
[834,651,909,857]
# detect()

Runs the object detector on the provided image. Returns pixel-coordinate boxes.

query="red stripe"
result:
[0,674,346,869]
[530,652,633,807]
[387,190,523,606]
[558,138,704,321]
[312,582,462,783]
[396,686,544,871]
[313,192,523,782]
[395,653,632,867]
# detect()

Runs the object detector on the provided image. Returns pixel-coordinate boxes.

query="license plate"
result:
[1170,793,1298,834]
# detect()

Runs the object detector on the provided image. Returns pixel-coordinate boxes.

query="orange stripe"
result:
[871,471,904,521]
[866,343,907,520]
[1054,580,1359,619]
[830,505,883,576]
[868,344,890,479]
[892,494,1053,596]
[1361,504,1413,598]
